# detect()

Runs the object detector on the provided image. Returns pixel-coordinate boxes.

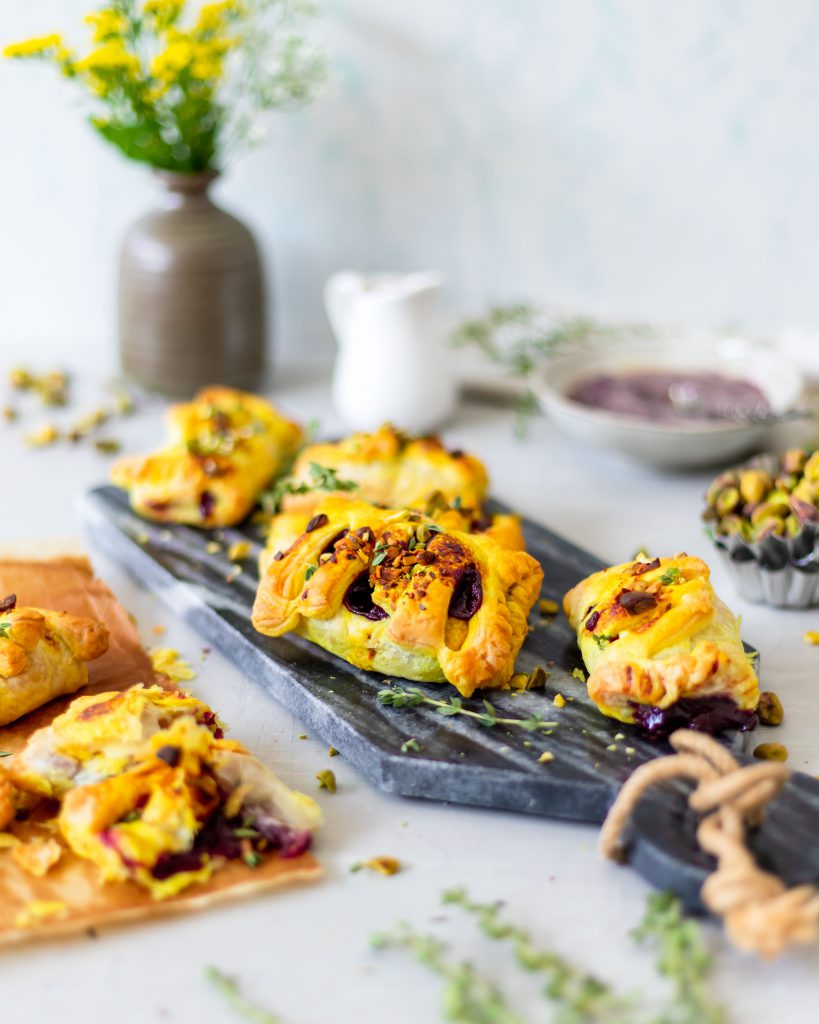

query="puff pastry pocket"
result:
[10,686,322,902]
[0,596,109,727]
[563,554,759,726]
[281,423,489,513]
[252,498,543,697]
[111,386,302,527]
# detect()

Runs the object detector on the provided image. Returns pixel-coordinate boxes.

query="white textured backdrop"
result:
[3,0,819,369]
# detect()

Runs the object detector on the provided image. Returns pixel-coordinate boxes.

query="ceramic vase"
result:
[119,171,266,397]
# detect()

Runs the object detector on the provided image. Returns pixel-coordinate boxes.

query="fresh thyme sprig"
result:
[632,892,727,1024]
[260,460,358,515]
[372,889,726,1024]
[371,926,523,1024]
[205,966,282,1024]
[443,887,634,1023]
[377,685,557,733]
[452,304,653,436]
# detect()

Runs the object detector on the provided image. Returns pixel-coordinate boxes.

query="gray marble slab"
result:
[82,485,819,910]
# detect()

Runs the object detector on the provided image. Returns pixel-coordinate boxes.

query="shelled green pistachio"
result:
[704,449,819,541]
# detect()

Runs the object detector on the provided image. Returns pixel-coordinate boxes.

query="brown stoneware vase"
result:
[119,171,266,396]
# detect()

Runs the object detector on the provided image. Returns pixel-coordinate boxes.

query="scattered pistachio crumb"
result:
[538,598,559,616]
[354,856,400,876]
[298,733,308,740]
[523,740,533,748]
[205,541,221,554]
[400,737,422,754]
[316,769,336,792]
[606,744,618,752]
[93,438,121,454]
[328,747,340,758]
[758,691,784,727]
[571,668,586,683]
[25,424,59,447]
[227,540,252,562]
[614,733,625,741]
[804,631,819,646]
[753,742,788,763]
[553,693,566,708]
[625,747,636,756]
[2,406,17,422]
[152,624,166,636]
[538,751,554,764]
[509,673,529,689]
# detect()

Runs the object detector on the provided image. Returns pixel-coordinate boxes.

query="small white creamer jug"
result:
[325,270,457,433]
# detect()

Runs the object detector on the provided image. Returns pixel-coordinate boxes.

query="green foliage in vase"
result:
[4,0,326,173]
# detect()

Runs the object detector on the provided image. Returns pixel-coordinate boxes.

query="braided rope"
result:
[599,729,819,958]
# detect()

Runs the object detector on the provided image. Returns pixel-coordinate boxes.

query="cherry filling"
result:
[448,566,483,620]
[199,490,216,520]
[343,572,389,621]
[631,697,758,740]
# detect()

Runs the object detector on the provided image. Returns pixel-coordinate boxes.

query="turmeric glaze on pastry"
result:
[111,386,302,527]
[563,554,759,726]
[0,597,109,727]
[12,685,322,899]
[252,497,543,697]
[11,684,215,799]
[281,423,489,513]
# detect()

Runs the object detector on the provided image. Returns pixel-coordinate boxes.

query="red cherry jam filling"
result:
[343,572,389,621]
[631,697,758,740]
[448,566,483,620]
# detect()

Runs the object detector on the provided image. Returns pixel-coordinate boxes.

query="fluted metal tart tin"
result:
[706,452,819,608]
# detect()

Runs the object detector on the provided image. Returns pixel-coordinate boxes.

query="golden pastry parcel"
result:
[563,554,759,726]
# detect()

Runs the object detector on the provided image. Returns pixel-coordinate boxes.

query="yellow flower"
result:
[4,33,63,59]
[196,1,242,34]
[76,39,142,94]
[151,30,234,85]
[143,0,186,30]
[85,9,128,44]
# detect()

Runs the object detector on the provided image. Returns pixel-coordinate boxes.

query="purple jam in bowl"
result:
[343,572,389,621]
[631,696,758,740]
[448,566,483,620]
[568,370,770,424]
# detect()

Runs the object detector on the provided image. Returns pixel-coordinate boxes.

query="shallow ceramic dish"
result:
[536,337,804,469]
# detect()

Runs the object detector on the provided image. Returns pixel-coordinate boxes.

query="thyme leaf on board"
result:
[204,966,282,1024]
[377,685,557,735]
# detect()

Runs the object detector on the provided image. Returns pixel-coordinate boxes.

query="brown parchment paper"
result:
[0,553,320,946]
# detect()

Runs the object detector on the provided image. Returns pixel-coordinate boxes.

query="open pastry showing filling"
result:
[252,497,543,697]
[6,684,322,900]
[111,386,302,528]
[0,595,109,727]
[563,554,759,733]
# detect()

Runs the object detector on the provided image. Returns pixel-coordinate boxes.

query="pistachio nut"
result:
[739,469,771,504]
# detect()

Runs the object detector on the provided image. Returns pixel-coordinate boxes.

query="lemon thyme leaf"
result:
[377,686,557,734]
[204,966,282,1024]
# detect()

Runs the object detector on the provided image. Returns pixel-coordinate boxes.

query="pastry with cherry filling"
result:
[564,554,759,734]
[111,386,302,528]
[252,497,543,698]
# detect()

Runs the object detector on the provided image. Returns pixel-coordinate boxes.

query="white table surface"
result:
[2,365,819,1022]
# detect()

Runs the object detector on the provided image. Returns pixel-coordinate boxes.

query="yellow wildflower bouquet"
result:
[5,0,325,173]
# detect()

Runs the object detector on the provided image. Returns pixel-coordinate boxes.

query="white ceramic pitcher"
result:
[324,270,457,433]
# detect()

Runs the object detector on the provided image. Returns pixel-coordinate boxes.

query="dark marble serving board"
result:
[82,485,819,911]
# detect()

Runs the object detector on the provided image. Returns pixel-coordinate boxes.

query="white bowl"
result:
[536,336,805,469]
